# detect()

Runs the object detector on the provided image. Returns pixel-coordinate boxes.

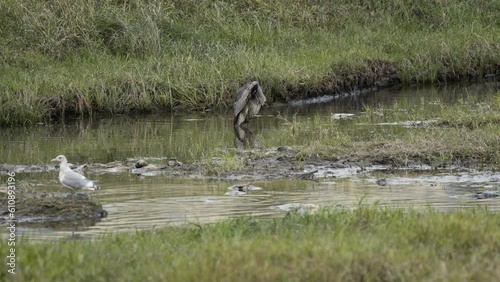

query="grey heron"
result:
[233,81,266,127]
[51,155,99,191]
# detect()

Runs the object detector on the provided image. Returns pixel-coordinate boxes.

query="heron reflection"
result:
[234,125,261,150]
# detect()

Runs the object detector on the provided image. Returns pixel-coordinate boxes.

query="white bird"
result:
[51,155,99,191]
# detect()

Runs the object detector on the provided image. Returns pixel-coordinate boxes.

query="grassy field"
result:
[2,206,499,281]
[1,0,499,125]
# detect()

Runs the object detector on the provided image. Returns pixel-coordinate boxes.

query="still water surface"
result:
[1,83,499,240]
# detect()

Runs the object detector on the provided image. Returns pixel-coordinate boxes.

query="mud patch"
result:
[1,145,497,183]
[0,189,107,226]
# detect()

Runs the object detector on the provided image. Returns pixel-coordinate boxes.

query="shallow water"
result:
[2,83,497,164]
[1,83,499,240]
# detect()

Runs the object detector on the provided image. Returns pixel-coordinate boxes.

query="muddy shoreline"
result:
[1,146,499,227]
[1,145,498,180]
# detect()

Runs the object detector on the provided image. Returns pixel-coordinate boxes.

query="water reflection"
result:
[234,125,261,150]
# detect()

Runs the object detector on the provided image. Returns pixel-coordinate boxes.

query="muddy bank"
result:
[274,60,400,102]
[0,151,408,181]
[0,146,498,229]
[265,60,499,103]
[0,188,107,226]
[210,151,500,181]
[1,145,497,182]
[45,61,500,119]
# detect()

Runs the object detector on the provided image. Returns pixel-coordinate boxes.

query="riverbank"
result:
[1,0,499,125]
[2,207,498,281]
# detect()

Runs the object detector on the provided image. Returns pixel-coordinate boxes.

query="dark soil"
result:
[0,188,107,227]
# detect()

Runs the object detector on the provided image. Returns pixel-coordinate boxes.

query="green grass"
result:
[1,0,499,125]
[3,206,499,281]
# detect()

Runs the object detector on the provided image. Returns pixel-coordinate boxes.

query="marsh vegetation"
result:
[209,89,500,174]
[1,1,499,280]
[2,88,500,282]
[1,0,499,125]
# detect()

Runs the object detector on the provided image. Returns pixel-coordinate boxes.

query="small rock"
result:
[97,210,108,218]
[376,179,388,186]
[296,170,318,180]
[489,177,499,183]
[135,160,148,168]
[474,191,500,199]
[228,184,263,192]
[455,191,500,199]
[168,159,183,166]
[273,203,320,214]
[331,113,355,120]
[225,190,246,197]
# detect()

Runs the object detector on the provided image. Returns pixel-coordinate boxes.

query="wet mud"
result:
[0,188,107,227]
[1,144,498,227]
[2,146,498,185]
[1,147,498,182]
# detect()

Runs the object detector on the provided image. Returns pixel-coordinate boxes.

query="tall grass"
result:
[2,207,499,281]
[1,0,499,125]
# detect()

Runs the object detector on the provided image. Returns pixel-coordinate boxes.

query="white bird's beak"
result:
[51,158,57,162]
